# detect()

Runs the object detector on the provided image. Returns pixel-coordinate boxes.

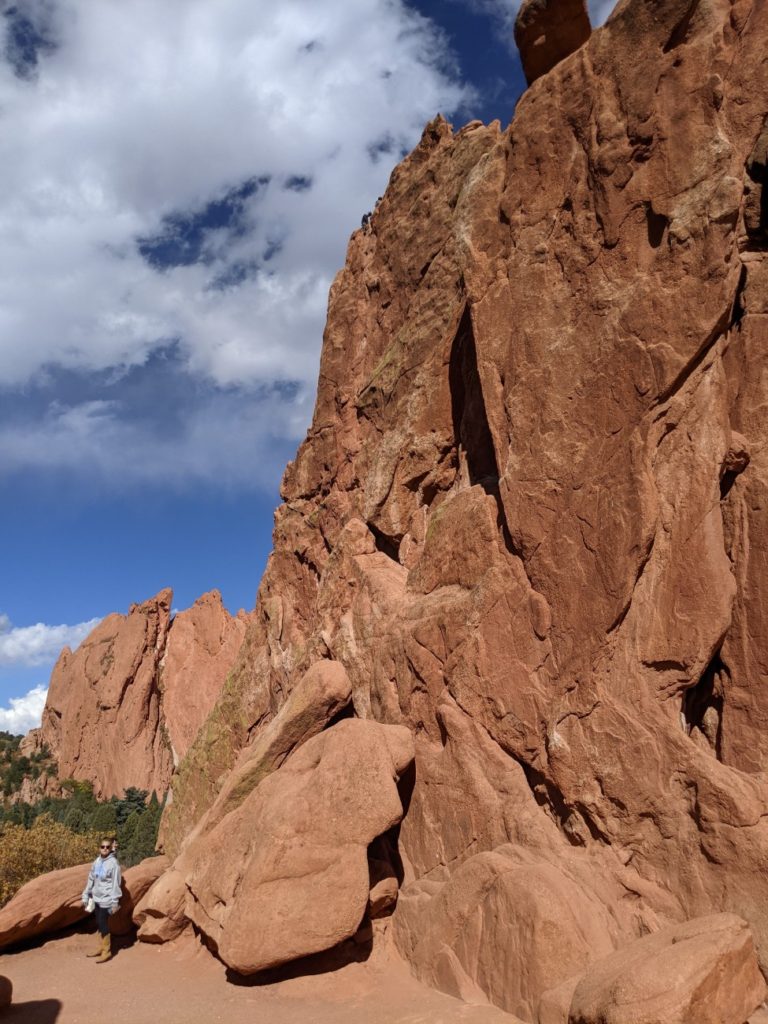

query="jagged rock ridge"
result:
[31,589,247,799]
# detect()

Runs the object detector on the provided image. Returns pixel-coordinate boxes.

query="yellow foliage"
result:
[0,815,100,907]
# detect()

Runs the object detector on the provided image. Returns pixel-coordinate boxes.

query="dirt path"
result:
[0,927,516,1024]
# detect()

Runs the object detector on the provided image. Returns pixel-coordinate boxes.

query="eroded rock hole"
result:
[449,306,500,492]
[646,205,668,248]
[368,522,401,562]
[745,120,768,247]
[682,652,727,759]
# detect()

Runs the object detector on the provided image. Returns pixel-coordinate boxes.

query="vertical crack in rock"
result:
[682,651,728,760]
[449,306,500,494]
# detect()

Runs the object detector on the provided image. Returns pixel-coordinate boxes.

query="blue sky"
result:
[0,0,613,733]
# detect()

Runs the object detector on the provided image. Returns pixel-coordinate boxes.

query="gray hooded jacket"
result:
[82,852,122,910]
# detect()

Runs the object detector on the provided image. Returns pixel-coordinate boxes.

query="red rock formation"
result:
[568,914,766,1024]
[35,589,245,799]
[20,0,768,1019]
[514,0,591,85]
[160,590,247,767]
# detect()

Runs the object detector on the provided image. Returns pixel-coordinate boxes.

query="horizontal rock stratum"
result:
[17,0,768,1019]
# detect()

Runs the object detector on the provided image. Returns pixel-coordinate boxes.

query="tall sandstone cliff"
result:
[119,0,768,1018]
[33,589,247,799]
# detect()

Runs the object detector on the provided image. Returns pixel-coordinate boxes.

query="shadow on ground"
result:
[5,999,61,1022]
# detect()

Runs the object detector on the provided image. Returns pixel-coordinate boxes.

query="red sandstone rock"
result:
[128,0,768,1014]
[181,719,413,974]
[0,975,11,1008]
[33,589,245,799]
[568,914,766,1024]
[161,591,247,765]
[39,590,174,799]
[0,856,167,949]
[134,868,188,943]
[514,0,591,85]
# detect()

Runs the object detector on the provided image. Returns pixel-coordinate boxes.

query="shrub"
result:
[0,815,100,906]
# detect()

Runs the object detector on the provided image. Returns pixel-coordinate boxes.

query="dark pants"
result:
[94,905,110,937]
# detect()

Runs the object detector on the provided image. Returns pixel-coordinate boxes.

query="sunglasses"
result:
[99,844,111,850]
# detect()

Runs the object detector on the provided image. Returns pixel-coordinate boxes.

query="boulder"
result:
[0,976,11,1008]
[181,719,414,974]
[514,0,591,85]
[395,846,616,1020]
[110,856,169,936]
[196,659,353,833]
[568,914,766,1024]
[0,856,168,949]
[134,868,189,943]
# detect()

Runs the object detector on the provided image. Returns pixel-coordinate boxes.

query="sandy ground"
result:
[0,925,516,1024]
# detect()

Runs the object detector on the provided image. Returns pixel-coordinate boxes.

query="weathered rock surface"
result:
[34,589,245,799]
[514,0,591,85]
[568,914,766,1024]
[178,719,413,974]
[0,856,167,949]
[159,658,353,857]
[47,0,768,1016]
[161,590,248,766]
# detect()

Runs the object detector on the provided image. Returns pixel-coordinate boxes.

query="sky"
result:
[0,0,615,734]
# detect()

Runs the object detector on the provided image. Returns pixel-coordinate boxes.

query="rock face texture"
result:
[22,0,768,1019]
[514,0,591,85]
[142,0,768,1016]
[35,589,246,799]
[568,914,766,1024]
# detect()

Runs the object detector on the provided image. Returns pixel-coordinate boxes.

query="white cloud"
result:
[0,685,48,734]
[0,615,100,667]
[0,0,472,488]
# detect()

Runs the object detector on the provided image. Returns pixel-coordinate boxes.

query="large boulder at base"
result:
[110,856,169,935]
[134,868,188,943]
[0,976,10,1008]
[568,914,767,1024]
[514,0,591,85]
[395,845,616,1020]
[182,719,414,974]
[0,856,168,949]
[161,659,353,857]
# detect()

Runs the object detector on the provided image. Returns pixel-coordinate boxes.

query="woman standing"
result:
[82,836,122,963]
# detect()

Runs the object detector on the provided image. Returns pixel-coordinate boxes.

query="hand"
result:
[109,904,118,916]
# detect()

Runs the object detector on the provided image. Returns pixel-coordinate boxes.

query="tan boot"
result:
[95,933,112,963]
[85,937,102,957]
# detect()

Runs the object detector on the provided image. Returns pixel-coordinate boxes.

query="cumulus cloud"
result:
[0,684,48,734]
[0,0,473,489]
[0,614,100,666]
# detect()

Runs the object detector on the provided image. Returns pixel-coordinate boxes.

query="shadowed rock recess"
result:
[12,0,768,1020]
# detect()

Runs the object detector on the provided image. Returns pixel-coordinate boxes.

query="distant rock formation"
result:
[33,589,246,799]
